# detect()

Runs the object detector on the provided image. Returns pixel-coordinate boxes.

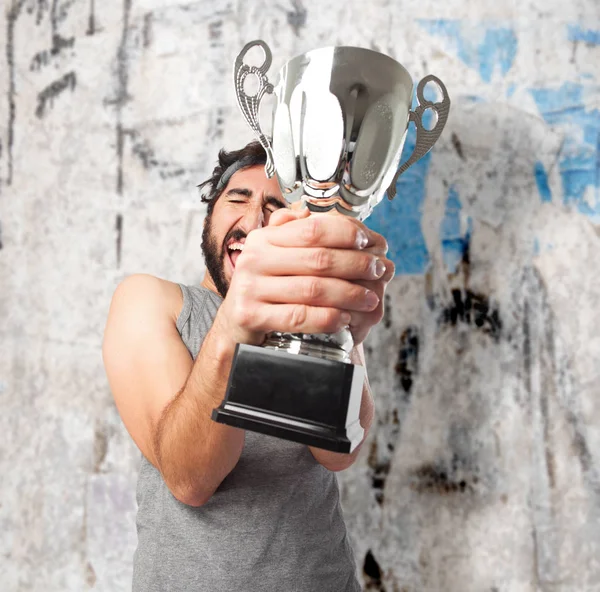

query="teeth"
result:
[228,243,244,251]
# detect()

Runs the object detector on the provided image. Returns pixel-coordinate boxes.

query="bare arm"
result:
[102,274,244,507]
[308,342,374,471]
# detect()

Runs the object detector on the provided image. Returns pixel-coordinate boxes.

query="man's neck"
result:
[200,273,221,297]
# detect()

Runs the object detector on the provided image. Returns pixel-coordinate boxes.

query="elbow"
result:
[324,458,355,473]
[170,483,215,507]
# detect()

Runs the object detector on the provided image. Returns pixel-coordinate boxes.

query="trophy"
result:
[212,40,450,452]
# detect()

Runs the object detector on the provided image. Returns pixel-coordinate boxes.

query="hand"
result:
[286,205,395,344]
[217,207,392,347]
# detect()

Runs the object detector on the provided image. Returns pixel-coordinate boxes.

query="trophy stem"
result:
[263,332,350,363]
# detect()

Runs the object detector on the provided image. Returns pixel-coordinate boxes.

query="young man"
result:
[102,141,394,591]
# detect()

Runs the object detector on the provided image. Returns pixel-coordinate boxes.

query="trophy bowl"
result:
[212,40,450,453]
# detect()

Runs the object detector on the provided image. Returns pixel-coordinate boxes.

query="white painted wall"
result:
[1,1,598,590]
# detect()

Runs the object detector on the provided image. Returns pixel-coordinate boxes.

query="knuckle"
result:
[234,303,255,330]
[301,217,322,246]
[244,229,263,250]
[311,248,332,273]
[372,305,384,325]
[362,254,375,276]
[383,258,395,280]
[235,275,254,296]
[304,278,323,302]
[322,308,341,331]
[237,247,258,270]
[289,304,308,330]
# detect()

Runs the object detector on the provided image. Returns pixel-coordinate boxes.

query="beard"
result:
[201,212,246,299]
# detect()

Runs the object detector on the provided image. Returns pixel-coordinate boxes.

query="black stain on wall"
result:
[142,12,153,47]
[113,0,133,197]
[93,422,108,473]
[87,0,97,36]
[124,129,188,180]
[439,289,502,342]
[368,326,420,506]
[6,1,26,186]
[395,326,419,394]
[410,453,480,495]
[208,106,226,141]
[382,293,392,329]
[520,267,599,496]
[30,34,75,71]
[451,132,465,160]
[35,71,77,118]
[115,213,123,268]
[208,19,223,45]
[286,0,307,36]
[368,440,388,506]
[363,550,386,591]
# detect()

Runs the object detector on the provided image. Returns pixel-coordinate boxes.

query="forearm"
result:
[309,343,374,471]
[153,312,245,506]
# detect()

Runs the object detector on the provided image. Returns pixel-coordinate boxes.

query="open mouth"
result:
[226,240,245,270]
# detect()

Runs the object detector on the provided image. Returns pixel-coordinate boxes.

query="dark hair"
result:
[198,140,267,216]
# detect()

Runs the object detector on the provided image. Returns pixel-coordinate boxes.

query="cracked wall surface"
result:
[1,1,599,590]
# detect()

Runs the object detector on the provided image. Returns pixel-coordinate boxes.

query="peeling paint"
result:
[367,125,431,275]
[530,82,600,222]
[417,19,518,82]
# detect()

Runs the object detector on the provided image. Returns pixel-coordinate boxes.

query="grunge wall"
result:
[1,1,599,590]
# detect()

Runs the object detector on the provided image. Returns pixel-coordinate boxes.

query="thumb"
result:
[268,203,310,227]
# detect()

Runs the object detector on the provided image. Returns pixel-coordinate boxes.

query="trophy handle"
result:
[234,40,276,178]
[386,75,451,200]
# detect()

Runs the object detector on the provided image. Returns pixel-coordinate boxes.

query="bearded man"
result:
[102,140,394,591]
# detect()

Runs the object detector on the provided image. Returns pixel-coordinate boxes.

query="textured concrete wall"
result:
[1,1,599,591]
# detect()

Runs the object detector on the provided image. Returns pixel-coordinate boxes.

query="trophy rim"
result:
[286,45,413,85]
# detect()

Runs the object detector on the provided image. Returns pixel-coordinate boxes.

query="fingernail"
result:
[356,230,368,249]
[365,290,379,309]
[340,312,352,325]
[373,258,386,278]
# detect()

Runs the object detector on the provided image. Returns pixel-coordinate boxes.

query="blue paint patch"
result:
[417,20,518,83]
[568,25,600,45]
[533,238,540,256]
[366,126,431,275]
[530,82,600,222]
[439,186,472,274]
[534,161,552,202]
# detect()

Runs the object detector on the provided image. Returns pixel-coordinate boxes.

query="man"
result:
[102,140,394,591]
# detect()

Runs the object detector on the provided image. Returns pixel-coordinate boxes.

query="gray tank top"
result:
[132,283,360,592]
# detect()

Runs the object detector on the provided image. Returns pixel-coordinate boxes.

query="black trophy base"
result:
[212,343,365,453]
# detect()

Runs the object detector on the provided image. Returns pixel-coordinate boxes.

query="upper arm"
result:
[102,274,194,468]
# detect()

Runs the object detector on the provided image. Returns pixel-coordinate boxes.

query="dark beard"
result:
[200,213,246,299]
[201,213,229,298]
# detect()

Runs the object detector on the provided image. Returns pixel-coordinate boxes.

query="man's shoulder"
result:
[110,274,183,326]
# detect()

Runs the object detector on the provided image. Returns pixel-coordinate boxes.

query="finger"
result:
[347,304,385,346]
[350,257,396,287]
[351,222,388,254]
[362,243,388,257]
[246,303,353,335]
[251,276,380,312]
[263,214,371,251]
[244,245,388,282]
[268,205,309,227]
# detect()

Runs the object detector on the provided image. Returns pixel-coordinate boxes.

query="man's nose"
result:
[242,204,265,230]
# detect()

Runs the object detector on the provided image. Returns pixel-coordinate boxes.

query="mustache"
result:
[223,228,247,249]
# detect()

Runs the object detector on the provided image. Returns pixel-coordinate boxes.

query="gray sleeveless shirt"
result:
[132,284,360,592]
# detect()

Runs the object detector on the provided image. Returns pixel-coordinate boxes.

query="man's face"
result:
[201,165,287,298]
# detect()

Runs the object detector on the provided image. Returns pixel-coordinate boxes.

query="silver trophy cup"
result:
[212,40,450,452]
